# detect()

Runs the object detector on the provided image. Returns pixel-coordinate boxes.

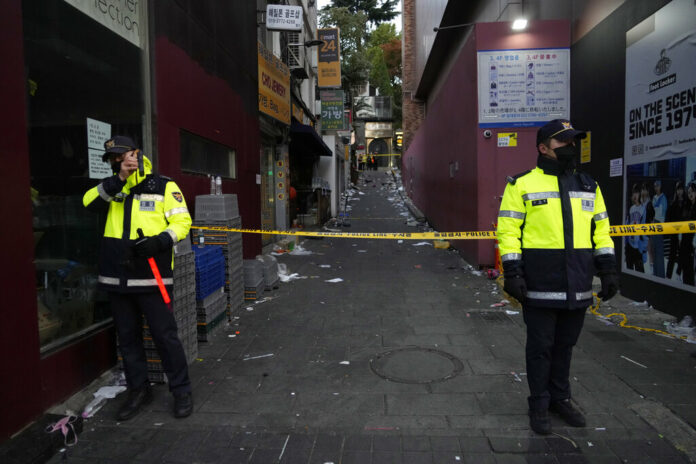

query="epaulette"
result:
[506,170,531,185]
[577,171,597,191]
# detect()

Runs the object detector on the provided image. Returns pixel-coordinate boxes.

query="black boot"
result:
[528,408,551,435]
[117,385,153,421]
[550,399,586,427]
[173,392,193,418]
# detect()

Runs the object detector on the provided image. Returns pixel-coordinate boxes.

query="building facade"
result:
[0,0,261,440]
[402,0,694,317]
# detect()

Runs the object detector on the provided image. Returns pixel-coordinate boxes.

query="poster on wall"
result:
[87,117,112,179]
[622,0,696,290]
[477,48,570,128]
[63,0,141,48]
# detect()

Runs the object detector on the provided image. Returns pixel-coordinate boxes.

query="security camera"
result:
[483,130,492,139]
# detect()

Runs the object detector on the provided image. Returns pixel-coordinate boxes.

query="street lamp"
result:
[511,18,528,30]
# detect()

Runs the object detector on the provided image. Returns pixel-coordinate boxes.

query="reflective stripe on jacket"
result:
[497,161,614,309]
[83,155,191,293]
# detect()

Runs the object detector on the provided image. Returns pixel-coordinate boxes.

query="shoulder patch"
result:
[172,192,183,203]
[506,170,531,185]
[577,172,597,191]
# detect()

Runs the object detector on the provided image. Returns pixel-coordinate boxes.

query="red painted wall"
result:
[0,0,43,441]
[155,38,262,258]
[404,20,570,266]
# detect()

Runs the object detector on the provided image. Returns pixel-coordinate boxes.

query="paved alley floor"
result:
[47,170,696,463]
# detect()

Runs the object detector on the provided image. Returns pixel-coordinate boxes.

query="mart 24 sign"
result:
[318,28,341,88]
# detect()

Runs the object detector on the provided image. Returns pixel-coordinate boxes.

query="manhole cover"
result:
[369,347,464,384]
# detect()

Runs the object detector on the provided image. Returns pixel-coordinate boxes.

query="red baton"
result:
[137,228,172,311]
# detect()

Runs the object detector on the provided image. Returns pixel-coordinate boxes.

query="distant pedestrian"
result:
[497,119,618,435]
[666,181,685,279]
[626,184,647,272]
[83,136,194,421]
[679,182,696,285]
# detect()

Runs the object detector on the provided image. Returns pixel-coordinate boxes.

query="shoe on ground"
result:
[550,399,586,427]
[173,392,193,418]
[117,385,153,421]
[528,408,551,435]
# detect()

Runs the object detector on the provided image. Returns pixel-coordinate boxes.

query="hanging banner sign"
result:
[63,0,141,47]
[477,48,570,128]
[258,42,291,125]
[266,4,303,32]
[580,131,591,164]
[321,90,347,130]
[318,28,341,88]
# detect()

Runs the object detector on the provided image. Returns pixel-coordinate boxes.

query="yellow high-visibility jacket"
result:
[83,155,191,293]
[497,156,615,309]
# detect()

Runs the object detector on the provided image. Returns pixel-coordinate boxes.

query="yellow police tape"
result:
[190,220,696,240]
[590,294,688,340]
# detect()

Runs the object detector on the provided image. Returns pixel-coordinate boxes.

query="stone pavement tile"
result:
[447,333,494,347]
[449,414,530,430]
[434,345,496,361]
[293,392,384,415]
[382,333,451,346]
[401,435,430,451]
[428,435,460,451]
[258,374,345,394]
[130,441,170,461]
[458,436,492,453]
[344,434,373,451]
[279,447,311,464]
[313,433,343,452]
[468,358,525,375]
[372,435,402,452]
[372,450,403,463]
[476,392,528,414]
[430,374,523,394]
[249,447,283,463]
[430,450,464,462]
[402,451,434,464]
[489,455,528,464]
[342,372,431,394]
[363,415,450,432]
[386,393,481,415]
[636,384,695,404]
[488,437,551,454]
[309,450,341,464]
[340,450,372,464]
[199,392,294,414]
[190,446,249,464]
[459,454,496,464]
[545,437,583,455]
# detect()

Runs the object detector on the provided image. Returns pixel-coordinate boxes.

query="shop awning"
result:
[290,120,332,157]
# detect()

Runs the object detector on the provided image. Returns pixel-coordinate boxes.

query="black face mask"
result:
[111,161,122,174]
[552,144,578,170]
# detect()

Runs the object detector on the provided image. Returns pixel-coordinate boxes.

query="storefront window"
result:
[23,0,145,352]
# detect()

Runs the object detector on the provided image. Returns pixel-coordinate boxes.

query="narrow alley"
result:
[47,171,696,464]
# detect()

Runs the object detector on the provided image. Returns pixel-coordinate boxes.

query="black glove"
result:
[133,233,172,257]
[503,275,527,303]
[597,272,619,300]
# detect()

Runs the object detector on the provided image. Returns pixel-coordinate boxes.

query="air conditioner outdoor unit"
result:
[287,32,305,69]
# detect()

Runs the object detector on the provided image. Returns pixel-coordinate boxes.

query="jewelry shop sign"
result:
[258,42,291,125]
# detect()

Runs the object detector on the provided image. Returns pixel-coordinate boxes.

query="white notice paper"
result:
[609,158,623,177]
[87,118,111,179]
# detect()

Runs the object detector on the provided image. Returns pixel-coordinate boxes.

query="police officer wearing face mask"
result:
[497,120,619,435]
[83,136,194,420]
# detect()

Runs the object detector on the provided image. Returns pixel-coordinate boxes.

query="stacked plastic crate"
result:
[256,254,280,290]
[116,235,198,383]
[191,194,244,317]
[193,245,227,341]
[243,259,265,301]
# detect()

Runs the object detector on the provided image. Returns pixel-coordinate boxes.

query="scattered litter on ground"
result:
[340,361,350,365]
[486,269,500,279]
[505,310,520,315]
[412,242,431,246]
[397,240,403,244]
[433,240,449,249]
[414,265,422,269]
[511,372,522,382]
[595,427,606,431]
[289,244,313,255]
[319,264,331,268]
[82,385,127,418]
[243,353,274,361]
[471,270,482,276]
[325,278,344,283]
[620,355,647,368]
[491,303,506,307]
[587,442,594,447]
[357,250,367,253]
[154,423,164,426]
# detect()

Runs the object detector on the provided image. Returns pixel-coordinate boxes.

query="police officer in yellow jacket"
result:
[497,120,619,435]
[83,136,193,420]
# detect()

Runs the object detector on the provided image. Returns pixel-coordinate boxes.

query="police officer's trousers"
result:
[522,305,586,410]
[110,292,191,395]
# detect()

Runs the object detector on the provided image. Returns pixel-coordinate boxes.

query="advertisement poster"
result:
[318,28,341,88]
[623,0,696,290]
[87,117,112,179]
[477,48,570,128]
[258,42,291,125]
